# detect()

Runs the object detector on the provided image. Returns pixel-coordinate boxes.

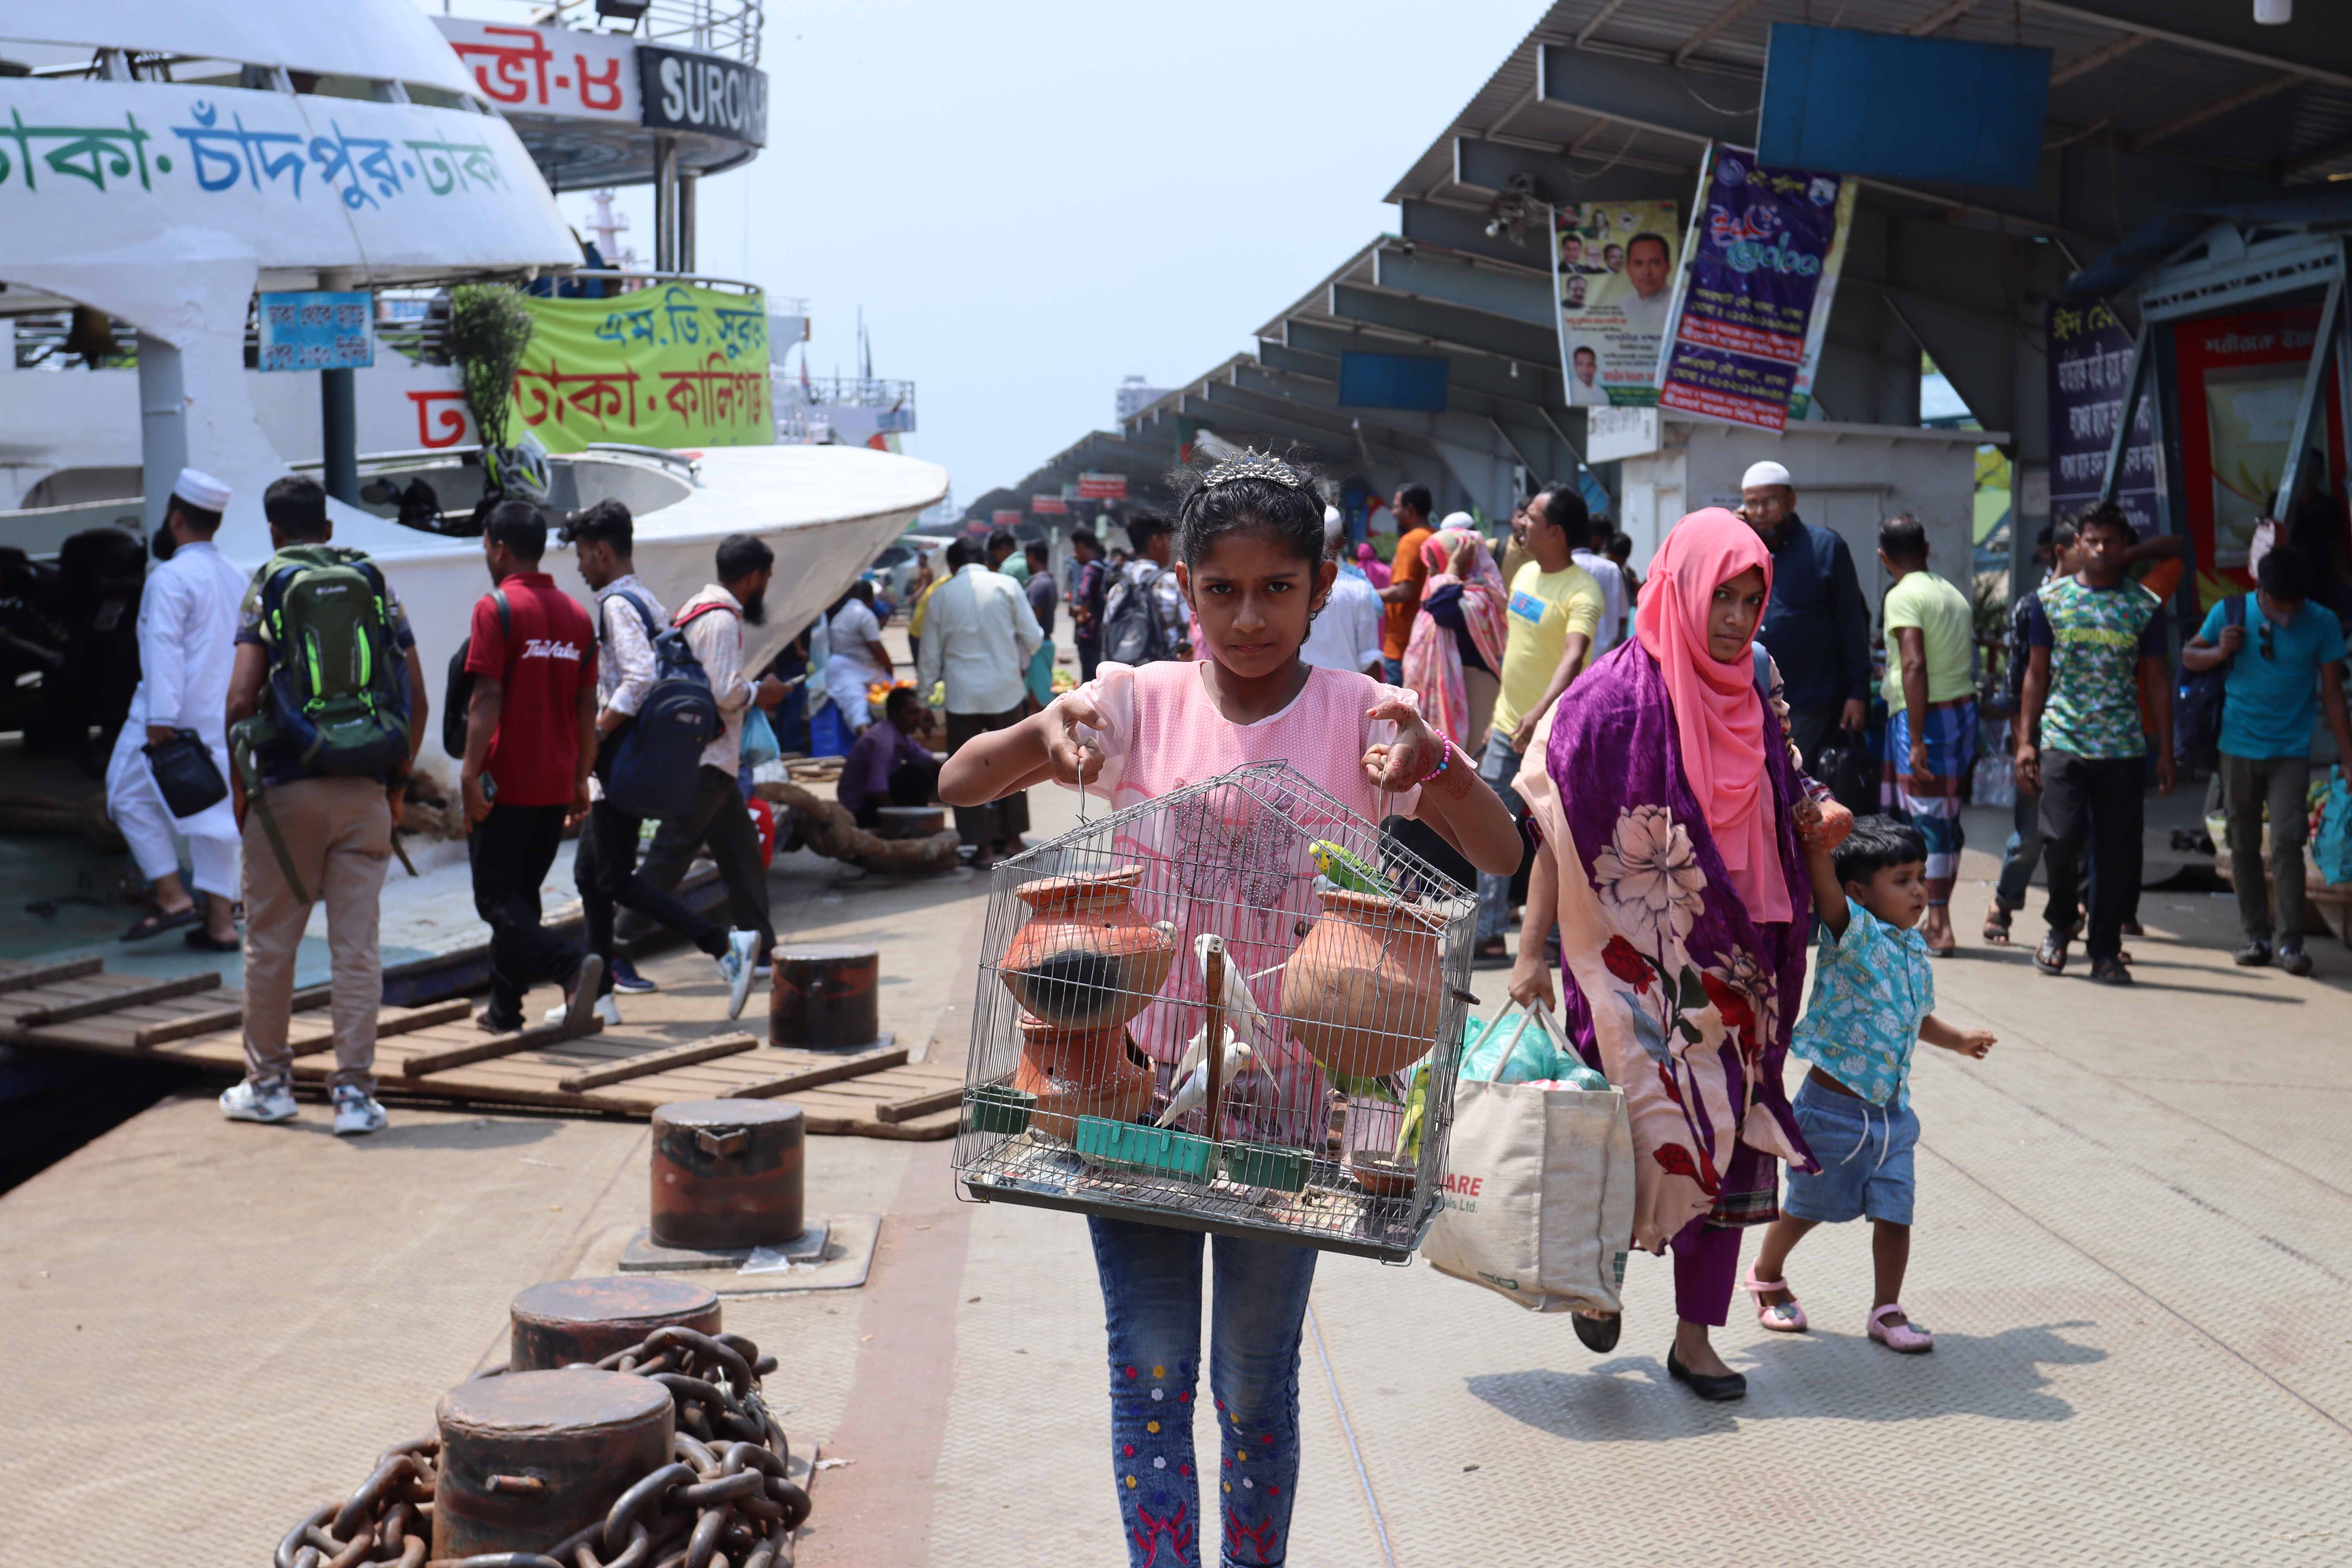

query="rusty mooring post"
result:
[651,1098,807,1250]
[430,1370,673,1561]
[509,1276,722,1371]
[769,943,891,1052]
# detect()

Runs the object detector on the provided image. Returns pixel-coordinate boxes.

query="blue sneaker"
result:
[609,959,658,994]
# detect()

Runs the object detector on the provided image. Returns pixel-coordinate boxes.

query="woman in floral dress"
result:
[1508,507,1846,1401]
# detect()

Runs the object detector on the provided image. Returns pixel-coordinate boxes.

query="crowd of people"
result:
[107,473,788,1136]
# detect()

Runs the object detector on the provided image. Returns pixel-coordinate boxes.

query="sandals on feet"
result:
[1982,906,2013,944]
[2034,930,2068,975]
[1740,1266,1808,1332]
[1867,1303,1933,1354]
[121,906,200,942]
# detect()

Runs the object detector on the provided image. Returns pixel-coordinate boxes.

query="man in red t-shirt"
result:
[460,500,601,1033]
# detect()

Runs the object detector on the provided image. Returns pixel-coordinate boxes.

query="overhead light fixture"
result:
[2254,0,2291,22]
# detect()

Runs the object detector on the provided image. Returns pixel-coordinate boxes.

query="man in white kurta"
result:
[105,469,247,947]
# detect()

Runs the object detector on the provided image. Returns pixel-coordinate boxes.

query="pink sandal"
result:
[1740,1266,1807,1332]
[1867,1303,1933,1353]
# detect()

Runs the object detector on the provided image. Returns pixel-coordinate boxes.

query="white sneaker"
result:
[331,1083,388,1136]
[546,993,624,1027]
[719,929,762,1020]
[220,1078,298,1124]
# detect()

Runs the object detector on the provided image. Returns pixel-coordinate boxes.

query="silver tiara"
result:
[1203,450,1306,491]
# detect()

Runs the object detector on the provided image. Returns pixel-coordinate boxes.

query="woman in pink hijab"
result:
[1405,528,1510,749]
[1355,540,1391,590]
[1504,508,1849,1403]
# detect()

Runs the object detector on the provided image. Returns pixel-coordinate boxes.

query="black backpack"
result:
[1100,563,1175,665]
[600,593,722,820]
[442,589,507,760]
[2176,593,2247,774]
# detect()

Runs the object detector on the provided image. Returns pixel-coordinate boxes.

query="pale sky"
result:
[558,0,1533,507]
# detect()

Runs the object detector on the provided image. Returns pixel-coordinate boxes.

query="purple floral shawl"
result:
[1537,639,1817,1252]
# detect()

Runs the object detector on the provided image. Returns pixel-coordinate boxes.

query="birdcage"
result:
[951,761,1478,1261]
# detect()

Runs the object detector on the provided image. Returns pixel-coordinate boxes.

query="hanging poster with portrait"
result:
[1548,199,1681,407]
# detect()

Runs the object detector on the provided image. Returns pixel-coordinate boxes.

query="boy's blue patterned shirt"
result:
[1790,897,1935,1108]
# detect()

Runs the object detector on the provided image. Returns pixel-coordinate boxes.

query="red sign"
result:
[992,509,1025,528]
[1077,472,1127,500]
[1031,495,1069,515]
[2171,305,2339,577]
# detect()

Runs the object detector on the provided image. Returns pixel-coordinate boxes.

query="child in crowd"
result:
[1742,816,1995,1354]
[940,449,1518,1568]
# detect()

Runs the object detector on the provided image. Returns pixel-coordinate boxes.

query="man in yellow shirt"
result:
[1477,484,1604,960]
[1878,513,1978,953]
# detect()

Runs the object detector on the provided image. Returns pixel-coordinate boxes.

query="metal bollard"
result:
[431,1369,673,1561]
[509,1276,722,1371]
[651,1098,807,1250]
[768,943,891,1051]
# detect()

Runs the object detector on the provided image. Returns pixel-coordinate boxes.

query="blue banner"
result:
[257,289,373,372]
[1657,148,1851,432]
[2045,300,2158,538]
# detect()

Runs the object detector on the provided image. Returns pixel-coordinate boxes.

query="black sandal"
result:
[1982,906,2013,944]
[184,928,241,952]
[2034,930,2068,975]
[120,906,200,942]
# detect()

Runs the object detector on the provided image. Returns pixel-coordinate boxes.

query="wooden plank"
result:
[401,1017,604,1078]
[875,1082,967,1124]
[723,1047,909,1100]
[16,972,221,1027]
[133,995,472,1050]
[0,956,104,993]
[557,1032,759,1093]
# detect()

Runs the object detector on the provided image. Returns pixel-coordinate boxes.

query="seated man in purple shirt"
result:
[837,686,940,828]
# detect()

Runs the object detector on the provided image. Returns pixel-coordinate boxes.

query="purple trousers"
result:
[1671,1221,1742,1327]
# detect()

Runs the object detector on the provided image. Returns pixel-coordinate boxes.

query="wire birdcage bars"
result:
[951,761,1477,1262]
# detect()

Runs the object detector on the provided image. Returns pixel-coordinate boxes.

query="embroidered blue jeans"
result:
[1089,1216,1318,1568]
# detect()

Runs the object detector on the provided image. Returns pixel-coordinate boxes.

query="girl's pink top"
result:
[1042,661,1426,1129]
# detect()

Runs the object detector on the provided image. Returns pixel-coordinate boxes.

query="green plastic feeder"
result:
[1075,1117,1217,1180]
[967,1084,1034,1136]
[1221,1141,1310,1192]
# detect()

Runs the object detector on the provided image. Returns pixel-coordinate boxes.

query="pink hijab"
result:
[1633,508,1789,923]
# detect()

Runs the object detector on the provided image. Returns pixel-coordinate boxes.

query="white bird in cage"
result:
[1191,932,1274,1048]
[1156,1031,1270,1127]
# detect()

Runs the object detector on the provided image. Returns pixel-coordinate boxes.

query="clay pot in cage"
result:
[1013,1013,1156,1139]
[999,866,1178,1029]
[1281,886,1443,1080]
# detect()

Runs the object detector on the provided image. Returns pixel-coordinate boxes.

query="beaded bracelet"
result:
[1416,742,1455,788]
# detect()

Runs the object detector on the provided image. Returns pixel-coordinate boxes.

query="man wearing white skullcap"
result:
[105,468,247,947]
[1738,457,1869,771]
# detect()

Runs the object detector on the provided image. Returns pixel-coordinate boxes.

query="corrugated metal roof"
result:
[1394,0,2352,213]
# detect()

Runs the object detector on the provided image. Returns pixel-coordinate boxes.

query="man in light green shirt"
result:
[1879,513,1979,952]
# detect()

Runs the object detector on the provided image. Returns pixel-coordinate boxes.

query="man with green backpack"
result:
[221,476,426,1136]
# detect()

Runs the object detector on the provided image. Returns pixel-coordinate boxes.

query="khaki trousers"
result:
[240,777,392,1093]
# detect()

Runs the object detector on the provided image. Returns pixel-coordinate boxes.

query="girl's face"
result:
[1707,564,1768,662]
[1177,526,1336,682]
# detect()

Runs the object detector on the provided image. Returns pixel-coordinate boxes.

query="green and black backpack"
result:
[238,545,412,779]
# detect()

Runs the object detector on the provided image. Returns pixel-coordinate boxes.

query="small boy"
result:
[1741,816,1995,1353]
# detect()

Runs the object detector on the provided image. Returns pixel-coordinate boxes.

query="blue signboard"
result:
[1338,350,1448,412]
[1759,24,2051,189]
[257,290,374,372]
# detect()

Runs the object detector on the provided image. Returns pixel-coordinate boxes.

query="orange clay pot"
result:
[999,866,1177,1031]
[1013,1014,1155,1140]
[1281,886,1444,1080]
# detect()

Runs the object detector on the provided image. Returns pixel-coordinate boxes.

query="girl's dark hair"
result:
[1833,815,1928,886]
[1168,448,1327,571]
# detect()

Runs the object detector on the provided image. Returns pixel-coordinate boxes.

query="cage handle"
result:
[1201,933,1228,1149]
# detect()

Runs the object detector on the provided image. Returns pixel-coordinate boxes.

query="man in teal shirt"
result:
[2183,543,2352,975]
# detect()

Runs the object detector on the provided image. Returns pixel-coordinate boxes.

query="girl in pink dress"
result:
[942,451,1517,1568]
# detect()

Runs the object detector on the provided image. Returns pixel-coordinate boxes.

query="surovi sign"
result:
[638,46,767,147]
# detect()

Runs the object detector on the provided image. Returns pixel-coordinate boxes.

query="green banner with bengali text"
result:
[512,283,772,452]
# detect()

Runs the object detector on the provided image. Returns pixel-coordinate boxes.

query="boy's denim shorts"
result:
[1782,1074,1919,1226]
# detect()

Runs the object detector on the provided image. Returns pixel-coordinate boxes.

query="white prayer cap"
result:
[1740,459,1793,491]
[171,468,232,512]
[1439,510,1477,531]
[1323,505,1345,546]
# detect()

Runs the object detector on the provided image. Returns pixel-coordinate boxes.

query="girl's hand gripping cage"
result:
[951,760,1478,1261]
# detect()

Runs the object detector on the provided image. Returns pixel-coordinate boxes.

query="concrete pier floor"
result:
[4,782,2349,1566]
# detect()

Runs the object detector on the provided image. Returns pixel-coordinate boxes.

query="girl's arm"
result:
[1362,698,1520,875]
[1920,1013,1994,1059]
[1804,842,1849,939]
[936,693,1104,806]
